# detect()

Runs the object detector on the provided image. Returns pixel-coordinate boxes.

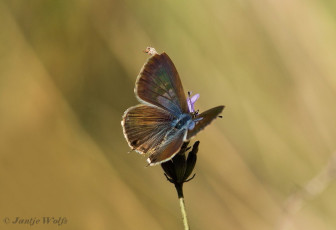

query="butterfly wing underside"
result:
[187,106,225,140]
[122,104,186,165]
[136,53,189,116]
[122,105,175,154]
[147,128,186,165]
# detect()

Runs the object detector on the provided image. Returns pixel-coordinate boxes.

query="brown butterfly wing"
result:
[122,104,175,154]
[186,106,225,140]
[135,53,189,116]
[147,128,186,166]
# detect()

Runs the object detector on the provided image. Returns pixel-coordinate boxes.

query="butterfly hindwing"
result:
[135,53,189,116]
[147,128,186,165]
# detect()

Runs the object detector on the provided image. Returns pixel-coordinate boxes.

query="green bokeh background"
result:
[1,0,336,229]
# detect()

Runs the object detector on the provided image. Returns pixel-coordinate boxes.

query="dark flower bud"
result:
[161,141,199,186]
[184,141,199,181]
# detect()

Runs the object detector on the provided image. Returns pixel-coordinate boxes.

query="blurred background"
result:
[1,0,336,229]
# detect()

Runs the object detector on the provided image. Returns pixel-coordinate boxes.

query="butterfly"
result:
[121,47,224,166]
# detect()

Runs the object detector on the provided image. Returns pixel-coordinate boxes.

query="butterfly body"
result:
[122,48,224,166]
[172,113,194,130]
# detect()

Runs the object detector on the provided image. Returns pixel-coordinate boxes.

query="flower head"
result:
[187,92,200,113]
[161,141,199,186]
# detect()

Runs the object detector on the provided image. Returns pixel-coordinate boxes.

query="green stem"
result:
[175,183,190,230]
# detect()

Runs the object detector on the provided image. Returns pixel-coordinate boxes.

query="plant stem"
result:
[175,183,190,230]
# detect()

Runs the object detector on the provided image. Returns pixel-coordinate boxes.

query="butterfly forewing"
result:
[136,53,189,116]
[187,106,225,140]
[122,105,175,154]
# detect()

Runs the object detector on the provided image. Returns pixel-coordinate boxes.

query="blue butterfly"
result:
[121,48,224,166]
